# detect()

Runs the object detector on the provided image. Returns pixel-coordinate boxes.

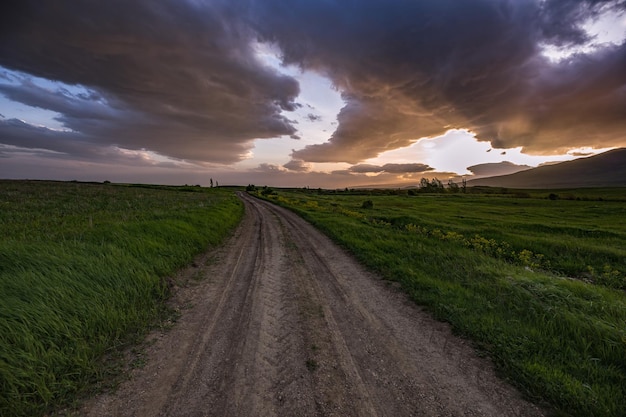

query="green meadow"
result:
[3,180,625,417]
[258,187,626,417]
[0,181,243,417]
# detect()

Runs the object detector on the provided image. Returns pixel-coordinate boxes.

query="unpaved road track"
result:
[82,193,545,417]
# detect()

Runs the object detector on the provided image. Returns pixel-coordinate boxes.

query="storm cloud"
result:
[251,0,626,161]
[283,159,312,172]
[0,0,624,170]
[0,0,299,164]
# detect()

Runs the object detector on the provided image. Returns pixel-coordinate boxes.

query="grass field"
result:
[0,180,243,417]
[258,187,626,417]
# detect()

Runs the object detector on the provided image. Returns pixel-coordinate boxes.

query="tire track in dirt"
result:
[261,196,542,417]
[81,192,546,417]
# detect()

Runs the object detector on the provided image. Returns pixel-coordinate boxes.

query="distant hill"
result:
[467,148,626,188]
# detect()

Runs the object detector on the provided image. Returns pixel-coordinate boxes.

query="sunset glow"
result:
[1,1,624,187]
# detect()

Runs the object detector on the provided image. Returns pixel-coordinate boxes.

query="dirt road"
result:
[82,192,545,416]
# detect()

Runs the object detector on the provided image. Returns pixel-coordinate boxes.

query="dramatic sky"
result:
[1,0,624,187]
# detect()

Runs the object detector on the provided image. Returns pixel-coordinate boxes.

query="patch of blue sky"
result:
[0,93,67,130]
[240,42,345,169]
[541,6,626,62]
[0,66,97,131]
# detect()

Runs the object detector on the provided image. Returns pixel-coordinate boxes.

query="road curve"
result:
[82,192,545,417]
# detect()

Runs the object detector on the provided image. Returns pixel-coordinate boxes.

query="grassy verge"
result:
[0,181,243,417]
[258,188,626,417]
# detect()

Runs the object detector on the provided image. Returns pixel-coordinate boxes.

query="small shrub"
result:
[261,186,275,196]
[305,359,318,372]
[361,200,374,209]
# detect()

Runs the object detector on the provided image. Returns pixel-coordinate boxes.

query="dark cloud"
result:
[1,0,624,173]
[349,163,434,174]
[306,113,322,122]
[292,96,450,163]
[539,0,625,47]
[0,117,94,158]
[467,161,532,177]
[253,163,286,173]
[251,0,626,161]
[0,0,300,164]
[349,164,384,174]
[382,163,435,174]
[0,118,185,169]
[283,159,312,172]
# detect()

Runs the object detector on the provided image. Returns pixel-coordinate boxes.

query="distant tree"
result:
[461,178,467,193]
[430,178,444,191]
[261,186,275,196]
[215,181,219,187]
[246,184,257,192]
[447,179,460,193]
[210,178,213,188]
[419,177,444,192]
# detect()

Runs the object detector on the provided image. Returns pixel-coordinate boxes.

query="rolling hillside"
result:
[468,148,626,188]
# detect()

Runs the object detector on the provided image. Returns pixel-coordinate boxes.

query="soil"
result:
[81,192,546,417]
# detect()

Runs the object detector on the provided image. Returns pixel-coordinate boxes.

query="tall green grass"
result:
[261,189,626,417]
[0,181,243,417]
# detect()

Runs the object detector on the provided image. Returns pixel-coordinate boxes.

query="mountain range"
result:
[467,148,626,189]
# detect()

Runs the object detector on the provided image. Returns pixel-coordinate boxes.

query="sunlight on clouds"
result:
[365,130,477,175]
[565,146,617,157]
[363,129,607,176]
[113,147,189,166]
[115,147,164,163]
[2,2,624,187]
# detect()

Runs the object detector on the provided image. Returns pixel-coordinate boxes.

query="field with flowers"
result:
[256,187,626,417]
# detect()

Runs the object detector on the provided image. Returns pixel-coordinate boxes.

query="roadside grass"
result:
[0,181,243,417]
[258,189,626,417]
